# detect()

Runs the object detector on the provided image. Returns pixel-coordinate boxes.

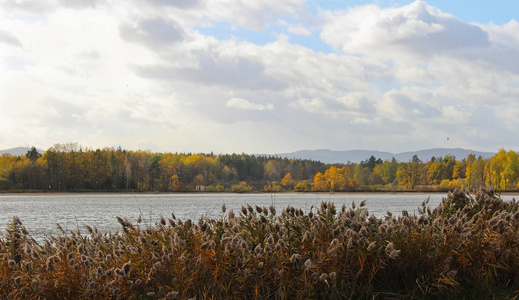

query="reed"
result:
[1,188,519,299]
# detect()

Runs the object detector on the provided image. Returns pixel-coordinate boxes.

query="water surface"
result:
[0,193,448,240]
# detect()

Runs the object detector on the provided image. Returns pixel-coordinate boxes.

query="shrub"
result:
[204,185,225,192]
[0,178,13,191]
[263,184,282,192]
[293,180,309,192]
[2,189,519,299]
[231,181,253,193]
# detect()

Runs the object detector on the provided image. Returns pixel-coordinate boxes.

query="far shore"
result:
[1,190,518,197]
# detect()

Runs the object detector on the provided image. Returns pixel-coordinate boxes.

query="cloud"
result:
[147,0,202,9]
[278,20,312,36]
[120,18,187,47]
[0,30,22,47]
[287,98,320,116]
[441,105,472,124]
[487,20,519,48]
[1,0,519,154]
[226,97,274,110]
[337,93,376,114]
[135,48,287,91]
[321,1,489,58]
[376,89,441,122]
[204,0,307,30]
[0,0,54,13]
[0,0,101,12]
[57,0,100,9]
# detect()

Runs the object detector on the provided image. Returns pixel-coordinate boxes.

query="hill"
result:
[0,147,38,156]
[1,146,496,164]
[276,148,496,164]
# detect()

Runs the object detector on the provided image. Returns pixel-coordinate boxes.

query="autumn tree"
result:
[264,160,281,181]
[6,144,519,193]
[484,149,519,190]
[26,146,41,162]
[325,166,347,192]
[464,154,483,189]
[396,155,423,189]
[486,149,507,189]
[452,161,466,180]
[293,180,309,192]
[281,173,293,189]
[503,150,519,189]
[312,172,328,191]
[374,158,398,185]
[353,164,370,187]
[148,156,161,190]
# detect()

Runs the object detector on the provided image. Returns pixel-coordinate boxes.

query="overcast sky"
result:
[1,0,518,154]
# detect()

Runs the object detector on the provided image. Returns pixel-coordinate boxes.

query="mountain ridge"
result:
[1,147,496,164]
[276,148,496,164]
[0,147,39,156]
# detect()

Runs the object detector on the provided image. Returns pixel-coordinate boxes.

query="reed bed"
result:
[1,189,519,299]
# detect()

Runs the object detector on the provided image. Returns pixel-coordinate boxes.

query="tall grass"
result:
[1,189,519,299]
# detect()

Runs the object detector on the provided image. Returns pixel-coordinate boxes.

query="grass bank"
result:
[1,189,519,299]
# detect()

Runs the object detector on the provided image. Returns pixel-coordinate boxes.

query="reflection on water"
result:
[0,193,448,240]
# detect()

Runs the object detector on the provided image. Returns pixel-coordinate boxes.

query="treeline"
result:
[0,143,325,192]
[0,143,518,192]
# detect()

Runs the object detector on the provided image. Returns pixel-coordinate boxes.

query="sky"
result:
[1,0,518,155]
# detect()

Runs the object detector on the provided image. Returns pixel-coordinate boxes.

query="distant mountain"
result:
[392,148,495,163]
[1,146,496,164]
[276,148,496,164]
[0,147,43,156]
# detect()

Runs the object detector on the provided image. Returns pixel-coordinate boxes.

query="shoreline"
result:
[1,190,518,197]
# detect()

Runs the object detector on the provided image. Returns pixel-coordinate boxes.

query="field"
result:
[1,189,519,299]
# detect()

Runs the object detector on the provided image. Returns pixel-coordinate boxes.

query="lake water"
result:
[0,192,451,240]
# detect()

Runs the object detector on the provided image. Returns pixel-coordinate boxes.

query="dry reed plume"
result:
[1,188,519,299]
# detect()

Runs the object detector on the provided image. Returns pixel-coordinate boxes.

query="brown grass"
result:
[1,188,519,299]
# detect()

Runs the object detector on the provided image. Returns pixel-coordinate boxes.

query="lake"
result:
[0,192,453,240]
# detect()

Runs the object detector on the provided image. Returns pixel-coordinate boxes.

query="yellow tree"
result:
[375,159,398,185]
[171,174,183,191]
[396,165,408,187]
[465,154,485,189]
[159,155,177,191]
[426,160,441,185]
[353,164,370,187]
[312,172,328,191]
[407,155,423,189]
[504,150,519,189]
[281,173,293,189]
[486,149,506,189]
[452,161,466,180]
[325,166,346,192]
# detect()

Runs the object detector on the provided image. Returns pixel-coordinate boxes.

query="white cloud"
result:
[376,89,440,122]
[486,20,519,47]
[278,20,311,36]
[135,47,287,91]
[321,1,489,58]
[226,98,274,111]
[204,0,307,30]
[1,0,518,153]
[119,18,187,47]
[440,105,472,124]
[0,30,22,47]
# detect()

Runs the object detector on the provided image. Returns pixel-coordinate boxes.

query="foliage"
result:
[281,173,293,189]
[0,145,325,193]
[231,182,253,193]
[2,144,519,193]
[2,189,519,299]
[264,183,282,193]
[294,180,310,192]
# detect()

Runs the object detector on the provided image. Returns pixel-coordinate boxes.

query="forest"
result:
[0,143,518,193]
